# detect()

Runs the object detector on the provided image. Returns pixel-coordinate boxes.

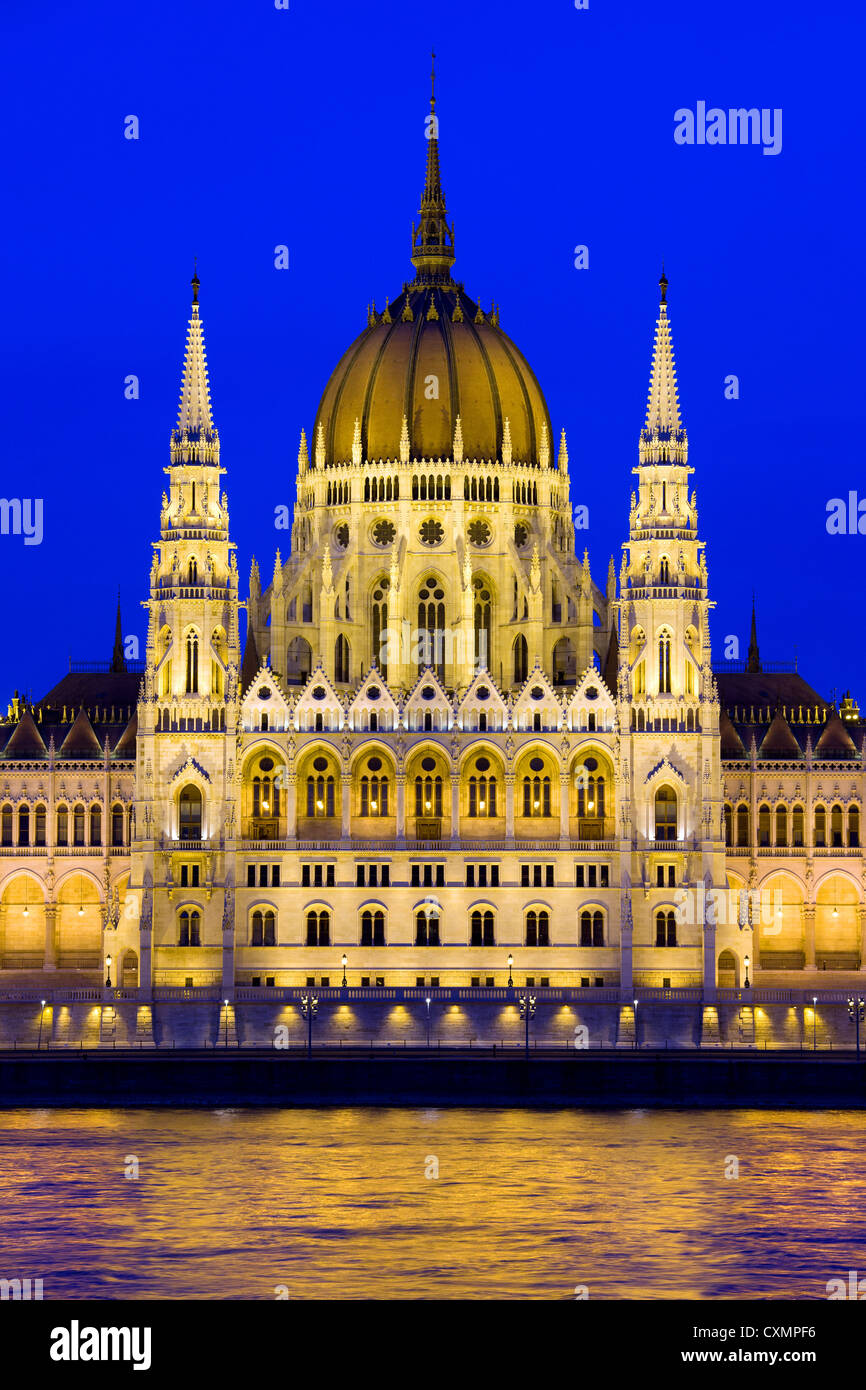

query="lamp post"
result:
[507,954,513,989]
[37,998,46,1051]
[341,953,347,989]
[105,954,112,990]
[301,992,318,1058]
[425,996,431,1048]
[223,998,230,1047]
[744,954,751,990]
[633,998,639,1050]
[812,995,818,1051]
[519,991,536,1058]
[848,996,865,1058]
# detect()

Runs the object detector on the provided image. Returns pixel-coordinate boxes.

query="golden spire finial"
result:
[659,263,668,305]
[431,49,436,108]
[191,256,200,305]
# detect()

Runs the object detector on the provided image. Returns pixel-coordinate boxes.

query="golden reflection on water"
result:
[1,1107,865,1300]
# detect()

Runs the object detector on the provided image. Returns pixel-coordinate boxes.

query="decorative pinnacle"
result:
[659,263,667,305]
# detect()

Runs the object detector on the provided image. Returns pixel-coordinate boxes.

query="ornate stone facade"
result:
[1,96,863,999]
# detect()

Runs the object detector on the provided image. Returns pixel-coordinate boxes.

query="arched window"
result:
[34,804,46,847]
[111,804,124,847]
[417,576,446,679]
[55,805,68,847]
[792,804,805,847]
[736,804,750,847]
[17,805,29,847]
[251,909,276,946]
[849,806,860,848]
[468,758,497,817]
[185,631,199,693]
[470,909,495,946]
[723,804,733,846]
[525,909,550,946]
[579,909,603,946]
[522,773,551,817]
[89,806,102,846]
[576,761,606,819]
[658,631,672,693]
[655,910,677,947]
[360,759,389,816]
[306,762,336,817]
[371,578,389,681]
[654,785,677,841]
[179,909,201,947]
[73,805,85,846]
[775,805,787,847]
[757,804,771,847]
[659,557,670,583]
[1,804,12,847]
[513,634,528,685]
[414,773,443,817]
[335,633,350,683]
[473,577,492,669]
[814,805,826,848]
[831,804,844,848]
[179,785,203,840]
[415,908,440,946]
[361,909,386,946]
[305,909,330,946]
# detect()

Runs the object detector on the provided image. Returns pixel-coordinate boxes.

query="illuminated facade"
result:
[1,90,864,998]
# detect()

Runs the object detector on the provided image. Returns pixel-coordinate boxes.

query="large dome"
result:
[312,87,552,468]
[314,284,552,466]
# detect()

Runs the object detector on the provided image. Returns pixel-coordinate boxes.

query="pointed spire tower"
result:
[747,596,761,673]
[410,52,455,285]
[111,591,126,673]
[170,267,220,466]
[619,271,713,706]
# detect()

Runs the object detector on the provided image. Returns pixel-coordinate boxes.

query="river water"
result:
[1,1107,863,1299]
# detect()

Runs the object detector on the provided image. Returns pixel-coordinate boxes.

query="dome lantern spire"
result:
[411,53,455,285]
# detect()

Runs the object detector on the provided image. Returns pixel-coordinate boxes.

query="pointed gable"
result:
[293,662,342,732]
[404,667,453,731]
[816,713,858,756]
[759,712,802,759]
[59,708,103,758]
[114,710,138,756]
[513,663,563,732]
[348,665,399,732]
[566,665,615,733]
[242,660,291,732]
[3,711,47,759]
[719,711,746,758]
[457,670,507,732]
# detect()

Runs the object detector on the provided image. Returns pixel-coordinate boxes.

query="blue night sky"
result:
[2,0,864,706]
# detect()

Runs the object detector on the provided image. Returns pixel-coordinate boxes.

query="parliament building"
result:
[1,88,864,1003]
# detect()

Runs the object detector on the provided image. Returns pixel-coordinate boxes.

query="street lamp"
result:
[223,998,230,1047]
[37,999,46,1051]
[105,954,112,989]
[518,991,536,1058]
[425,996,431,1048]
[812,996,818,1051]
[507,954,513,989]
[743,954,751,990]
[341,953,347,989]
[848,996,865,1058]
[301,992,319,1058]
[633,998,639,1050]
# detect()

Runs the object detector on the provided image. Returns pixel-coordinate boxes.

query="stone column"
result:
[43,903,57,970]
[505,774,515,841]
[559,773,570,843]
[702,919,716,998]
[619,905,634,997]
[341,775,352,840]
[450,775,460,846]
[139,918,153,1000]
[803,904,816,969]
[396,775,406,843]
[858,906,866,972]
[285,773,297,841]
